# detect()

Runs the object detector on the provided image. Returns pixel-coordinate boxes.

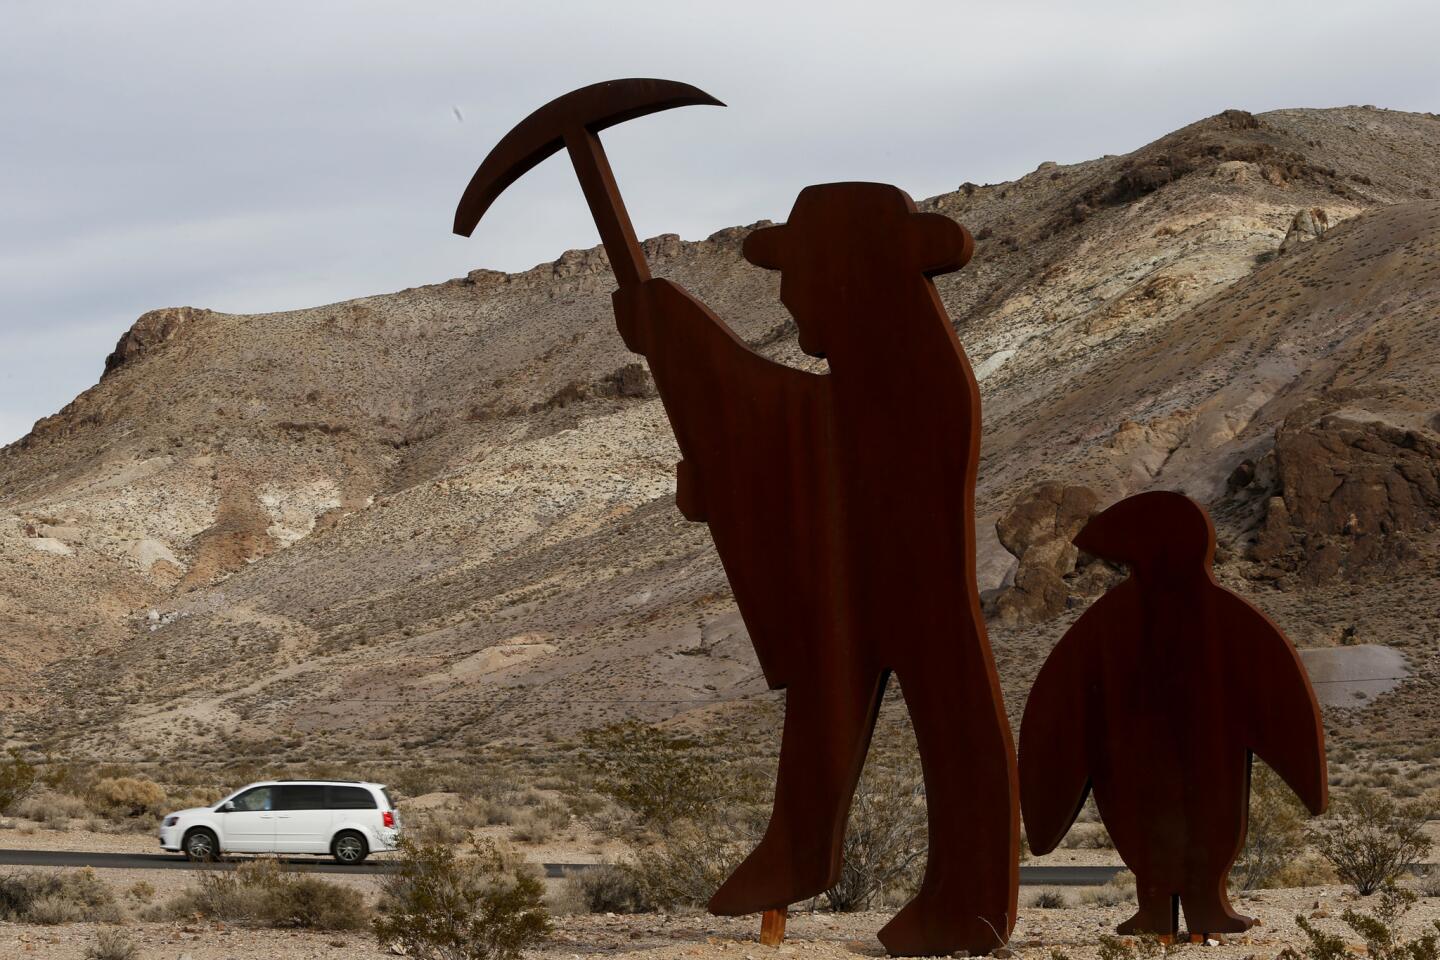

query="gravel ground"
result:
[2,883,1435,960]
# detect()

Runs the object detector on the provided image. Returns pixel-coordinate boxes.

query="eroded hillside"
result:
[3,105,1439,773]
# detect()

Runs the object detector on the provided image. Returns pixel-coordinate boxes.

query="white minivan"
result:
[159,780,400,864]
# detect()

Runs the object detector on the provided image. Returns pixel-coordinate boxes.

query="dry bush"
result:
[1310,789,1433,895]
[0,750,37,814]
[89,777,167,819]
[1271,851,1338,888]
[510,802,570,845]
[0,868,123,924]
[1061,824,1116,850]
[624,818,756,911]
[1030,890,1068,909]
[582,721,741,834]
[824,752,927,911]
[11,789,89,826]
[553,864,648,915]
[374,837,550,960]
[154,859,368,930]
[1079,869,1136,908]
[85,927,140,960]
[1235,761,1311,889]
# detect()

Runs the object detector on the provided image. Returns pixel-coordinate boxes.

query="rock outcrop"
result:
[992,482,1105,624]
[1250,407,1440,581]
[1279,208,1330,254]
[103,306,210,377]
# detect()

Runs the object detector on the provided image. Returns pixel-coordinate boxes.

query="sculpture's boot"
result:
[709,668,886,916]
[879,647,1018,957]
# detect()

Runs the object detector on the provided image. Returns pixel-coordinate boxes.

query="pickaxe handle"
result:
[453,78,723,292]
[563,128,650,289]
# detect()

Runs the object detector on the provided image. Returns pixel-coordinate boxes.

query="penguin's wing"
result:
[1019,602,1099,854]
[1222,589,1328,815]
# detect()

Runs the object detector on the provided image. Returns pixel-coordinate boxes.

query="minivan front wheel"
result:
[183,828,219,862]
[332,830,368,865]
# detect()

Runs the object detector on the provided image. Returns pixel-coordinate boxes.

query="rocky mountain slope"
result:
[3,105,1439,771]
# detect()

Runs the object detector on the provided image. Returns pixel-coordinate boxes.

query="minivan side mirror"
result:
[218,801,235,813]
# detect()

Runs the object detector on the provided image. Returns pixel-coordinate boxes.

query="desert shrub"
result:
[15,790,94,824]
[85,928,140,960]
[1235,761,1311,889]
[0,868,122,924]
[1079,869,1136,908]
[0,750,38,814]
[582,721,740,832]
[126,880,156,903]
[554,864,648,915]
[1098,935,1135,960]
[510,801,570,845]
[622,818,752,911]
[1310,789,1433,895]
[1417,867,1440,899]
[374,837,550,960]
[155,859,367,929]
[1280,884,1440,960]
[1030,890,1068,909]
[823,753,927,911]
[1061,824,1116,850]
[89,777,167,819]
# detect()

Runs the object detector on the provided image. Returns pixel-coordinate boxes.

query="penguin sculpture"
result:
[1018,491,1327,939]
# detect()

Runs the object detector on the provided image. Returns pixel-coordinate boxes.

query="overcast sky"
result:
[2,1,1437,446]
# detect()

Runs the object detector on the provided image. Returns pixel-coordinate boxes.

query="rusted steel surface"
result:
[760,908,787,946]
[453,78,722,290]
[1018,491,1328,939]
[455,79,1018,957]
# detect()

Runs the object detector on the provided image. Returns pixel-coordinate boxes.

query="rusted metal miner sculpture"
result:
[1018,491,1328,941]
[455,78,1019,956]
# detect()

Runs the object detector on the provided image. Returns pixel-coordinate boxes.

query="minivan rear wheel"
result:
[183,828,219,862]
[332,830,368,865]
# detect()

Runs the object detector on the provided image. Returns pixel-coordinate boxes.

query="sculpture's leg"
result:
[708,666,886,916]
[1117,881,1179,938]
[1179,880,1254,938]
[879,651,1019,957]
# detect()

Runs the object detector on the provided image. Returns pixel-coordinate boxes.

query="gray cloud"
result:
[3,0,1437,444]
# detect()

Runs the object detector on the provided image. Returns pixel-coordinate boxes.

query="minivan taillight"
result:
[382,811,395,828]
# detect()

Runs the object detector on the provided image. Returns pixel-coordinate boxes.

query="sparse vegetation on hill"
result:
[0,106,1437,827]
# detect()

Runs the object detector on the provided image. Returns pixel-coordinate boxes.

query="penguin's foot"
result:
[706,839,832,917]
[1180,910,1255,936]
[879,895,1009,958]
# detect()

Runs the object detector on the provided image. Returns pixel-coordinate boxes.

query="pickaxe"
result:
[453,78,724,289]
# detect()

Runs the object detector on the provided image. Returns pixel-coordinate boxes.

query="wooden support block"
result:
[760,908,787,946]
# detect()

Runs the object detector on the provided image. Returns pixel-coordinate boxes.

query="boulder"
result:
[1279,208,1329,254]
[992,482,1103,624]
[1249,409,1440,581]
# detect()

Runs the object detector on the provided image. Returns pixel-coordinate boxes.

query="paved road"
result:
[0,849,1122,884]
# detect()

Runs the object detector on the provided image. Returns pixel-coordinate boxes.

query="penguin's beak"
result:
[1073,506,1126,563]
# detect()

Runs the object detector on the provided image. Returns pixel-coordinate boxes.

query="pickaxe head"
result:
[454,78,723,239]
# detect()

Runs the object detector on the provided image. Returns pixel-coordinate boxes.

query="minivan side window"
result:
[228,786,275,812]
[276,785,326,811]
[327,786,377,809]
